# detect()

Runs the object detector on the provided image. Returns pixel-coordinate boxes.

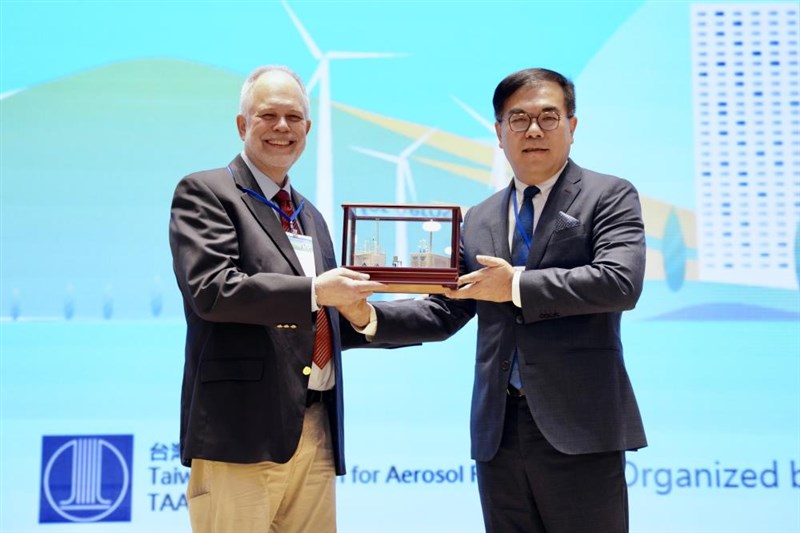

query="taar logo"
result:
[39,435,133,523]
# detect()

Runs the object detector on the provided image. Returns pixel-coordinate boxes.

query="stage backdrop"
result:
[2,1,799,532]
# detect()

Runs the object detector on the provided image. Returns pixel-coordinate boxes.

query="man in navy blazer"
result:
[342,68,647,532]
[169,66,381,532]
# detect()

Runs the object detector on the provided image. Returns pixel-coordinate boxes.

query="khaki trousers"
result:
[186,403,336,533]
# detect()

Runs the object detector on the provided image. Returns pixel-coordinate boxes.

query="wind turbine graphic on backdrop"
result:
[451,96,509,191]
[351,129,436,265]
[282,0,404,223]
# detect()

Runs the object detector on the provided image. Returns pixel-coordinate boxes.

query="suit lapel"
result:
[528,159,581,268]
[486,182,515,262]
[228,155,305,275]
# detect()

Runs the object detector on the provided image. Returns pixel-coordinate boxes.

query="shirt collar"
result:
[512,160,567,198]
[240,150,293,200]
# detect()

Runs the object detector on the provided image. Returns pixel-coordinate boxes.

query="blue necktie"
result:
[509,185,539,390]
[511,186,539,268]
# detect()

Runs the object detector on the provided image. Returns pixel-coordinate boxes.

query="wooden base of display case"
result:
[349,266,458,294]
[379,283,452,294]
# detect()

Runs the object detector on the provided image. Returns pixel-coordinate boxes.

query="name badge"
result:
[287,233,316,277]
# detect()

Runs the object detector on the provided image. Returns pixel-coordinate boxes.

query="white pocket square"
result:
[554,211,581,232]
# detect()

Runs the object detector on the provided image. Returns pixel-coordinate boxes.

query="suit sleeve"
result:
[519,178,646,323]
[368,295,475,345]
[169,174,313,329]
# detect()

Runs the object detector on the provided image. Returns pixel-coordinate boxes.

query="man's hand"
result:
[315,268,384,307]
[337,299,373,329]
[445,255,515,302]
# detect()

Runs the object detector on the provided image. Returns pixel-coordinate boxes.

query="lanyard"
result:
[228,165,305,228]
[511,189,532,251]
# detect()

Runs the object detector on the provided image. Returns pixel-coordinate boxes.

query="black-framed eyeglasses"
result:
[506,110,569,132]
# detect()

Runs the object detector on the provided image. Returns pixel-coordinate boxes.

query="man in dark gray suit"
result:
[169,65,382,532]
[341,68,647,532]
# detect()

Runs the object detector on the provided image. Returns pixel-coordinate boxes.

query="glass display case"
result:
[341,203,462,294]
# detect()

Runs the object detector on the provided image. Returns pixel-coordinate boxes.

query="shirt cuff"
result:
[311,277,319,312]
[511,268,524,308]
[351,304,378,340]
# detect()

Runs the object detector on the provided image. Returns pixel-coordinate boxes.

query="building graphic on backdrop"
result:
[691,3,800,289]
[39,435,133,523]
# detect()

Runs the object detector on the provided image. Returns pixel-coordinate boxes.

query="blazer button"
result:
[277,324,284,329]
[515,315,524,324]
[302,366,312,376]
[501,360,510,371]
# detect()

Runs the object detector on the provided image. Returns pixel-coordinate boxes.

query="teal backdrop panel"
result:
[1,1,798,532]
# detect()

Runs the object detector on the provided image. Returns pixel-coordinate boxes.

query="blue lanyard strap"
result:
[242,187,305,226]
[228,165,305,226]
[511,189,532,251]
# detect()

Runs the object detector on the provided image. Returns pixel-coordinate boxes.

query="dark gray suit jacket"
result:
[169,154,364,474]
[372,159,647,461]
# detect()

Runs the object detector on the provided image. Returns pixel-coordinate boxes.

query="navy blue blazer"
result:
[372,159,647,461]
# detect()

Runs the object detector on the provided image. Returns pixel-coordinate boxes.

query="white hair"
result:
[238,65,310,117]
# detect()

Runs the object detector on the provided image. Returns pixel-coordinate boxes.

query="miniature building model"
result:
[409,252,451,268]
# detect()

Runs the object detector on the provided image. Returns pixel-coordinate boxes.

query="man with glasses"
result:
[341,68,647,532]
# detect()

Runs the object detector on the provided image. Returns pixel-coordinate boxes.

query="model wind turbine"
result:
[451,96,509,191]
[351,128,436,266]
[282,0,404,223]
